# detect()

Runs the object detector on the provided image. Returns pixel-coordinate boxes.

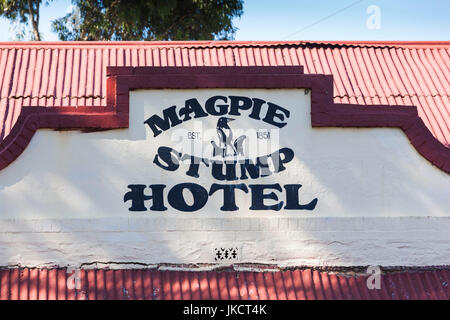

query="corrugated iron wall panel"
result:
[0,41,448,144]
[2,268,447,300]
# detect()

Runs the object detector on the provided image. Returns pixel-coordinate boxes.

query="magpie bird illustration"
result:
[233,135,246,156]
[211,117,246,157]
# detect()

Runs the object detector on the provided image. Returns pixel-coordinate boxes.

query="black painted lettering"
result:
[249,184,283,211]
[211,161,238,181]
[209,183,249,211]
[182,154,209,178]
[263,102,290,128]
[248,98,266,120]
[229,96,253,116]
[153,147,181,171]
[178,98,208,121]
[144,105,182,137]
[167,183,208,212]
[284,184,318,210]
[205,96,229,115]
[239,160,260,180]
[269,147,294,173]
[124,184,167,211]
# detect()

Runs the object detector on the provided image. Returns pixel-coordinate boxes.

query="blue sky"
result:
[0,0,449,41]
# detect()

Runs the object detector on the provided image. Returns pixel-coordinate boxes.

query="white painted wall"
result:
[0,89,448,267]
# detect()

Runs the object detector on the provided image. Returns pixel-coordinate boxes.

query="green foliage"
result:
[52,0,244,41]
[0,0,45,40]
[0,0,31,23]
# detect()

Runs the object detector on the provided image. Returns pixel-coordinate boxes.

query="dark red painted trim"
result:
[0,66,448,173]
[0,106,127,171]
[107,66,449,173]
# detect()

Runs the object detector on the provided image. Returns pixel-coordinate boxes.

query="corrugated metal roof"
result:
[0,40,448,147]
[0,268,448,300]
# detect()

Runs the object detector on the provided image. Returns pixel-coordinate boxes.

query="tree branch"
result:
[159,11,192,40]
[27,0,40,40]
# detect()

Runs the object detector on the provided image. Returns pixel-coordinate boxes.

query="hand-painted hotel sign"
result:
[124,95,318,212]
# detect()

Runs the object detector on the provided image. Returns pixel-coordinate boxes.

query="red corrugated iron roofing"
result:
[0,40,449,147]
[0,268,448,300]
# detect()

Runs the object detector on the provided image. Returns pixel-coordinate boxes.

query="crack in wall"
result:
[1,262,449,275]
